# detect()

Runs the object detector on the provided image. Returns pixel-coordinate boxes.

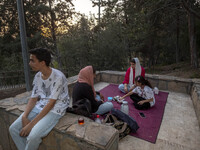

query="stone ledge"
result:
[191,84,200,127]
[99,71,197,94]
[1,71,200,150]
[0,72,119,150]
[0,106,119,150]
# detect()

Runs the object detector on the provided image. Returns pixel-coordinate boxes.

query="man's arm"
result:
[20,99,56,137]
[22,97,38,127]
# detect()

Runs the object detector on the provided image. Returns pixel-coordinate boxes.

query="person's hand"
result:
[130,84,136,91]
[20,123,33,137]
[124,87,128,93]
[100,93,104,100]
[138,100,145,105]
[119,97,124,100]
[22,116,30,127]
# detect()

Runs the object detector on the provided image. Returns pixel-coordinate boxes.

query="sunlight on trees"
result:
[0,0,200,79]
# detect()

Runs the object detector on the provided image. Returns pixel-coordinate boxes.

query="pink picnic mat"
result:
[100,84,169,143]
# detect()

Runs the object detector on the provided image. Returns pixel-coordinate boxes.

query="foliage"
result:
[0,0,74,71]
[0,0,200,83]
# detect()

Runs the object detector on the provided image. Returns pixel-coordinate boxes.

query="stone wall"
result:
[0,108,119,150]
[99,71,196,94]
[1,71,200,150]
[191,84,200,127]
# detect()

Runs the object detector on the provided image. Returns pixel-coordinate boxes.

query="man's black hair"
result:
[29,48,51,66]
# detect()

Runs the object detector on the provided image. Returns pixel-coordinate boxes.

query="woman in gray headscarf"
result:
[118,58,145,93]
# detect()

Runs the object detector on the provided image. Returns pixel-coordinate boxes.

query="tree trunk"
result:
[124,0,132,60]
[49,0,62,70]
[148,37,154,68]
[188,12,198,68]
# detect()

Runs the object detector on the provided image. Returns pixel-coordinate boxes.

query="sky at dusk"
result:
[73,0,100,17]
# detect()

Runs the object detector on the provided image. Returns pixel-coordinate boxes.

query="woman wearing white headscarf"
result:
[118,58,145,93]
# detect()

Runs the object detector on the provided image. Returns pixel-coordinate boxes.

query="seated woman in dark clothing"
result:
[72,66,113,114]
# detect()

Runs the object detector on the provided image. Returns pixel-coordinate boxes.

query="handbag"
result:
[102,114,131,140]
[111,108,139,133]
[66,98,92,117]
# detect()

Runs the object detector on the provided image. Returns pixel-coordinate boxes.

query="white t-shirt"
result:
[31,68,70,116]
[132,86,155,107]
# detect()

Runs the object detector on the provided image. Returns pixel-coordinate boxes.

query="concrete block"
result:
[191,86,200,128]
[94,73,101,83]
[195,99,200,127]
[168,81,188,93]
[66,123,87,139]
[101,74,110,82]
[118,75,124,83]
[78,141,98,150]
[38,144,47,150]
[147,78,159,88]
[42,131,58,147]
[59,136,81,150]
[158,80,168,90]
[66,122,119,150]
[109,75,119,84]
[55,113,93,131]
[0,109,12,150]
[85,122,119,150]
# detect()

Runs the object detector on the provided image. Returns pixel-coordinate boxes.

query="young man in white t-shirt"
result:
[9,48,69,150]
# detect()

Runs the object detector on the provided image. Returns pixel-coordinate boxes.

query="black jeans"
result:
[130,93,150,110]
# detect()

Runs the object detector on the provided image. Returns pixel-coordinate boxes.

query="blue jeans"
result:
[95,95,113,115]
[9,107,61,150]
[118,84,131,93]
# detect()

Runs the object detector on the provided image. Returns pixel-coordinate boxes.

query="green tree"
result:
[58,16,95,76]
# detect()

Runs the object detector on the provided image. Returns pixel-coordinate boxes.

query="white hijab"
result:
[129,57,141,87]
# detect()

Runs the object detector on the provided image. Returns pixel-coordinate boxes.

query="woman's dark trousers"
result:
[130,93,150,110]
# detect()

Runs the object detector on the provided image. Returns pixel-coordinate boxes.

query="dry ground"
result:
[146,61,200,78]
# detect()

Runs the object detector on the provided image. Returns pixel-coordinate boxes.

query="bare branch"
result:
[181,0,200,19]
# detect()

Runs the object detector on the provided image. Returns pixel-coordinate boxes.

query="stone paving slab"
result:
[95,82,200,150]
[0,82,200,150]
[94,82,200,150]
[117,91,200,150]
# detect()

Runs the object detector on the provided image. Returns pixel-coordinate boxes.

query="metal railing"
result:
[0,68,78,90]
[0,70,32,90]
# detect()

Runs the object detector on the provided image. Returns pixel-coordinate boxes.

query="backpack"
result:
[66,98,92,117]
[111,108,139,133]
[102,113,131,140]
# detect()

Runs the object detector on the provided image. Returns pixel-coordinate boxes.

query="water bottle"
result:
[121,101,129,115]
[154,87,159,94]
[95,115,101,124]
